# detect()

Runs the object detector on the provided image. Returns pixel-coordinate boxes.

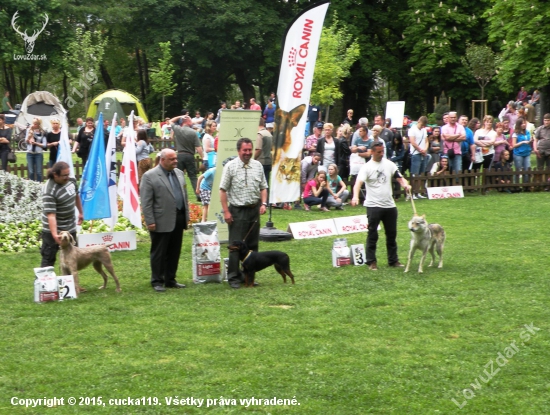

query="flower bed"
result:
[0,171,203,253]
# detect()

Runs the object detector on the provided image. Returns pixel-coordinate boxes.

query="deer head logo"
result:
[12,11,49,54]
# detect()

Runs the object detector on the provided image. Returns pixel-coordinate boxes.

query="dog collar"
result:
[242,250,253,264]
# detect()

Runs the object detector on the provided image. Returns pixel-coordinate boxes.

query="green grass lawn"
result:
[1,193,549,414]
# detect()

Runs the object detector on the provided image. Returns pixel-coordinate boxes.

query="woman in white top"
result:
[473,115,496,171]
[202,120,217,168]
[316,122,338,173]
[26,117,47,182]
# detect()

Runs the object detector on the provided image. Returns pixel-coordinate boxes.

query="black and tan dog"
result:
[227,240,295,287]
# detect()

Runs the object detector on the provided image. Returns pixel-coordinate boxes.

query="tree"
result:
[62,27,107,113]
[150,42,177,120]
[484,1,550,93]
[462,43,500,100]
[311,15,360,121]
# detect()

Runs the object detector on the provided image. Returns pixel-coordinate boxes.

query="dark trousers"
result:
[177,152,198,196]
[304,188,329,207]
[366,206,399,265]
[149,210,186,287]
[40,230,77,267]
[263,164,272,188]
[0,150,8,171]
[227,205,260,286]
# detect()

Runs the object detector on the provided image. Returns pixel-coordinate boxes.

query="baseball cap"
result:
[266,123,274,128]
[315,122,324,129]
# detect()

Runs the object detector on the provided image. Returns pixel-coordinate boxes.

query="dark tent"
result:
[95,97,127,123]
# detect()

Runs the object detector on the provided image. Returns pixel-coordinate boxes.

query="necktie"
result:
[168,171,184,211]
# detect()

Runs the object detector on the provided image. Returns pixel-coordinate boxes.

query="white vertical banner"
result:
[270,1,330,203]
[57,113,75,178]
[117,111,142,228]
[103,112,118,230]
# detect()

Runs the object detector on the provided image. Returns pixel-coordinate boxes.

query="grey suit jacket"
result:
[140,165,190,232]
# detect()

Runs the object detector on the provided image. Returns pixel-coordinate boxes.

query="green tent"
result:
[95,97,127,123]
[87,89,148,123]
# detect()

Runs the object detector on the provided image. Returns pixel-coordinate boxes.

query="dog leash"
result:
[242,220,258,242]
[407,188,418,216]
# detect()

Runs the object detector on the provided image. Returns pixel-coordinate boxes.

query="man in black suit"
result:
[140,149,190,292]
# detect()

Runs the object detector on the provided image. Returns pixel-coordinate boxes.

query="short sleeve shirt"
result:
[220,158,268,206]
[42,178,78,233]
[357,158,398,208]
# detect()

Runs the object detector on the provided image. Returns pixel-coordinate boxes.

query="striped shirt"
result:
[220,158,267,206]
[42,178,78,233]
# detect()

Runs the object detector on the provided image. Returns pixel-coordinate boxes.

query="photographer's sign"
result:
[427,186,464,199]
[11,11,48,61]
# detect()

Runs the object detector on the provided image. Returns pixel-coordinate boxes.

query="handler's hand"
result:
[260,205,266,215]
[351,197,359,207]
[404,184,412,193]
[52,233,61,245]
[147,223,156,231]
[77,213,83,226]
[224,211,233,225]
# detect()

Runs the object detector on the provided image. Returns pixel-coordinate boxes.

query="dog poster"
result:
[34,267,59,303]
[350,244,367,266]
[332,238,351,268]
[192,222,222,283]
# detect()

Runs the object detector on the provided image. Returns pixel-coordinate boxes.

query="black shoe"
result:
[293,204,303,210]
[166,283,186,289]
[153,286,166,292]
[229,283,241,289]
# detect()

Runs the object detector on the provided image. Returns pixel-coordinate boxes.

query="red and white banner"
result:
[77,231,137,251]
[287,218,338,240]
[117,111,142,228]
[270,1,330,203]
[333,215,369,235]
[427,186,464,199]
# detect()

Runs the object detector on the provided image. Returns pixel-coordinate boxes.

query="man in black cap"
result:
[304,121,324,158]
[307,101,322,135]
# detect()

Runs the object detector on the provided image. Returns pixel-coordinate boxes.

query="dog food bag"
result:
[350,244,367,266]
[34,266,59,303]
[192,221,222,283]
[57,275,78,300]
[332,238,351,267]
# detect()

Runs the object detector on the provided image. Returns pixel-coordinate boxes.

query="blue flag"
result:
[79,112,111,220]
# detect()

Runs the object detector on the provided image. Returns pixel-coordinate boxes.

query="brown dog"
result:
[58,231,121,294]
[272,104,306,164]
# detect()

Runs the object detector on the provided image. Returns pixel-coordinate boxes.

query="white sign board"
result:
[350,244,367,266]
[287,219,338,240]
[427,186,464,199]
[385,101,405,129]
[333,215,369,235]
[77,231,137,251]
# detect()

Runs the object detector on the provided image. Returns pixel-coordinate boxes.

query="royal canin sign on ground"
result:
[288,216,369,240]
[77,231,137,251]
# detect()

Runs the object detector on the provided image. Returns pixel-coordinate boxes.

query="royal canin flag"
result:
[269,1,329,203]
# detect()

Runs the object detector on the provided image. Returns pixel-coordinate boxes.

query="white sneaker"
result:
[405,195,411,202]
[412,195,419,200]
[416,194,427,199]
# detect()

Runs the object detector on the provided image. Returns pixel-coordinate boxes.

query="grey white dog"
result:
[58,231,121,294]
[404,215,445,273]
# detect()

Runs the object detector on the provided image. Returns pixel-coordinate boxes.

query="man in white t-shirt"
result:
[351,142,411,271]
[408,115,430,199]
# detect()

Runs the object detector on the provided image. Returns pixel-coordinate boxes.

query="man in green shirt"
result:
[2,91,12,113]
